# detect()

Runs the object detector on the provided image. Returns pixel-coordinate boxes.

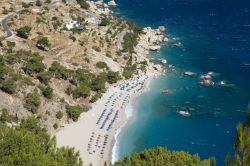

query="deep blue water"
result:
[111,0,250,165]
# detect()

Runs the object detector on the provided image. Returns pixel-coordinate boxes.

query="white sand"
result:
[56,72,156,166]
[56,23,166,166]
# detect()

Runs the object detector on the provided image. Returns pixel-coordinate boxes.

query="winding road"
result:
[116,27,128,51]
[1,15,13,37]
[0,9,24,38]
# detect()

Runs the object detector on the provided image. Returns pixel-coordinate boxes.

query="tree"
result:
[225,105,250,166]
[49,61,72,80]
[25,89,41,113]
[107,71,121,84]
[113,147,212,166]
[72,85,91,99]
[122,32,138,54]
[123,68,133,79]
[0,117,82,166]
[91,74,106,92]
[24,53,45,75]
[37,71,52,84]
[36,37,51,51]
[16,26,31,39]
[41,85,53,99]
[66,105,84,122]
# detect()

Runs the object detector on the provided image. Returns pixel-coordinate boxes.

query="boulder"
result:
[158,26,166,32]
[104,3,109,8]
[149,45,161,51]
[108,0,117,7]
[153,64,163,72]
[163,37,169,42]
[161,59,167,64]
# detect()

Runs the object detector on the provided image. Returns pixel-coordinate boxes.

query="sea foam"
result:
[111,104,134,163]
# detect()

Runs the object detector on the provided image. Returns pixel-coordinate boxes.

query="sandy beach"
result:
[56,14,166,165]
[56,70,158,166]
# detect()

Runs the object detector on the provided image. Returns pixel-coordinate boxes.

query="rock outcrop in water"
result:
[108,0,117,7]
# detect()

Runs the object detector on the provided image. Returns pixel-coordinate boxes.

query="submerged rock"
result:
[161,89,175,94]
[183,71,196,76]
[200,79,215,86]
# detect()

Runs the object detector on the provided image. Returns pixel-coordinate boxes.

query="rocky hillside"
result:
[0,0,154,133]
[0,0,166,133]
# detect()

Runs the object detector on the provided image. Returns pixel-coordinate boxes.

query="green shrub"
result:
[52,20,62,30]
[53,123,58,129]
[24,53,45,75]
[92,46,101,52]
[25,89,41,114]
[122,32,138,54]
[123,68,133,79]
[107,71,121,84]
[49,61,72,80]
[41,85,53,99]
[36,17,46,24]
[0,66,7,79]
[90,93,101,103]
[0,79,16,94]
[72,85,91,99]
[96,61,109,69]
[16,26,31,39]
[37,71,51,84]
[56,111,63,119]
[36,37,51,51]
[66,105,84,122]
[0,109,11,123]
[113,147,212,166]
[6,41,16,50]
[73,69,95,86]
[99,18,110,26]
[90,74,106,92]
[22,2,32,8]
[0,117,82,165]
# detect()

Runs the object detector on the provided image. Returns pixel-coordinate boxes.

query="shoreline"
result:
[56,31,165,165]
[56,1,167,165]
[56,70,160,166]
[110,72,154,163]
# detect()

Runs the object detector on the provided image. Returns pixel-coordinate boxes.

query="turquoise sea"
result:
[108,0,250,165]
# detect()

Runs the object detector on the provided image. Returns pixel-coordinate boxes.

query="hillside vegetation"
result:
[0,0,144,133]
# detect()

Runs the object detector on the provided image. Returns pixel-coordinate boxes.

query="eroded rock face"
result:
[0,91,30,120]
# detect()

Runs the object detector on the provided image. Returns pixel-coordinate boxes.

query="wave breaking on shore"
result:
[111,104,134,163]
